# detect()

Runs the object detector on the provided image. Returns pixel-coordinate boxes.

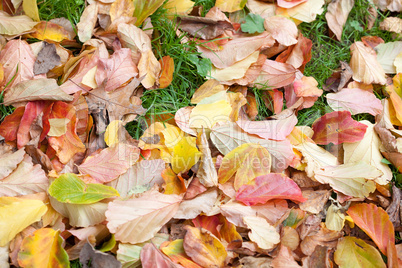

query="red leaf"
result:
[347,203,395,255]
[17,101,47,149]
[236,174,306,206]
[0,106,25,142]
[192,215,221,239]
[312,111,368,145]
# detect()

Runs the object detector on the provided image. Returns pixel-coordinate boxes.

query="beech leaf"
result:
[48,173,120,204]
[347,203,395,255]
[243,216,280,250]
[312,111,368,145]
[236,174,306,206]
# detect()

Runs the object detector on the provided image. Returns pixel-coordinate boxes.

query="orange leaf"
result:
[312,111,368,145]
[0,106,25,142]
[18,228,69,267]
[347,203,395,255]
[162,167,186,195]
[183,226,227,268]
[159,56,174,89]
[46,101,86,164]
[30,21,70,42]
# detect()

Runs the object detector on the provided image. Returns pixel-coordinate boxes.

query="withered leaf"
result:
[177,16,234,39]
[33,42,61,75]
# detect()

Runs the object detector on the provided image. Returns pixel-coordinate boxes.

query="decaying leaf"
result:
[325,0,354,41]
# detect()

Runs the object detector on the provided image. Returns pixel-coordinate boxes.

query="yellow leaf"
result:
[227,92,247,121]
[30,21,70,42]
[218,143,271,190]
[164,0,195,18]
[189,92,232,129]
[191,79,226,104]
[325,203,346,231]
[0,197,47,246]
[18,228,69,267]
[183,226,227,268]
[47,118,70,137]
[104,120,124,146]
[394,53,402,74]
[210,51,259,82]
[23,0,40,21]
[215,0,247,12]
[171,136,201,174]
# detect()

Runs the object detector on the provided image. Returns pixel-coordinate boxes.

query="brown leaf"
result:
[324,61,353,92]
[33,42,61,75]
[79,242,122,268]
[141,243,177,268]
[264,16,298,46]
[253,60,297,89]
[386,185,402,230]
[178,16,234,40]
[300,223,342,256]
[299,190,331,214]
[77,3,99,42]
[271,245,301,268]
[380,17,402,34]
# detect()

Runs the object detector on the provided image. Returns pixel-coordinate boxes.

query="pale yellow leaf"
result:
[77,3,99,43]
[164,0,194,18]
[22,0,40,21]
[380,17,402,33]
[138,50,161,89]
[395,52,402,73]
[243,216,280,250]
[349,41,386,84]
[276,0,325,23]
[215,0,247,12]
[376,41,402,74]
[81,66,97,88]
[343,121,393,185]
[325,0,354,41]
[47,118,70,137]
[0,11,37,35]
[325,203,345,231]
[264,16,298,46]
[0,197,47,246]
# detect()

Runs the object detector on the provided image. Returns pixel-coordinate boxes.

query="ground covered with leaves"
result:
[0,0,402,267]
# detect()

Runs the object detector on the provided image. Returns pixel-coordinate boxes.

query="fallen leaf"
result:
[311,111,368,145]
[132,0,165,26]
[325,203,346,231]
[30,21,70,42]
[0,11,37,35]
[334,236,386,268]
[174,188,218,219]
[77,3,99,43]
[109,0,135,22]
[347,203,395,256]
[343,121,393,185]
[376,41,402,74]
[196,128,218,187]
[236,174,305,205]
[0,154,48,197]
[211,122,295,172]
[253,60,297,89]
[276,0,325,23]
[158,56,174,89]
[0,39,35,89]
[293,76,323,109]
[0,196,47,246]
[325,0,354,41]
[220,200,288,228]
[18,228,69,267]
[33,42,61,75]
[236,113,297,141]
[183,225,227,268]
[326,87,383,116]
[215,0,247,12]
[0,107,25,142]
[313,162,381,198]
[349,41,386,84]
[300,223,341,255]
[140,243,177,268]
[243,216,280,250]
[380,17,402,33]
[138,49,161,89]
[105,190,182,244]
[271,245,302,268]
[160,239,202,267]
[164,0,195,18]
[78,143,139,183]
[241,13,265,34]
[80,242,122,268]
[48,173,119,204]
[22,0,40,21]
[299,190,331,214]
[264,16,298,46]
[3,78,72,106]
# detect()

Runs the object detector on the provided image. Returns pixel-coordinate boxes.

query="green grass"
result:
[38,0,85,25]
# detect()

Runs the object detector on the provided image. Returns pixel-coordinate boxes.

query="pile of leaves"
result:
[0,0,401,267]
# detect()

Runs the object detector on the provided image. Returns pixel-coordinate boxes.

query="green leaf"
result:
[241,13,265,34]
[197,58,212,77]
[334,236,386,268]
[48,173,119,204]
[381,158,392,165]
